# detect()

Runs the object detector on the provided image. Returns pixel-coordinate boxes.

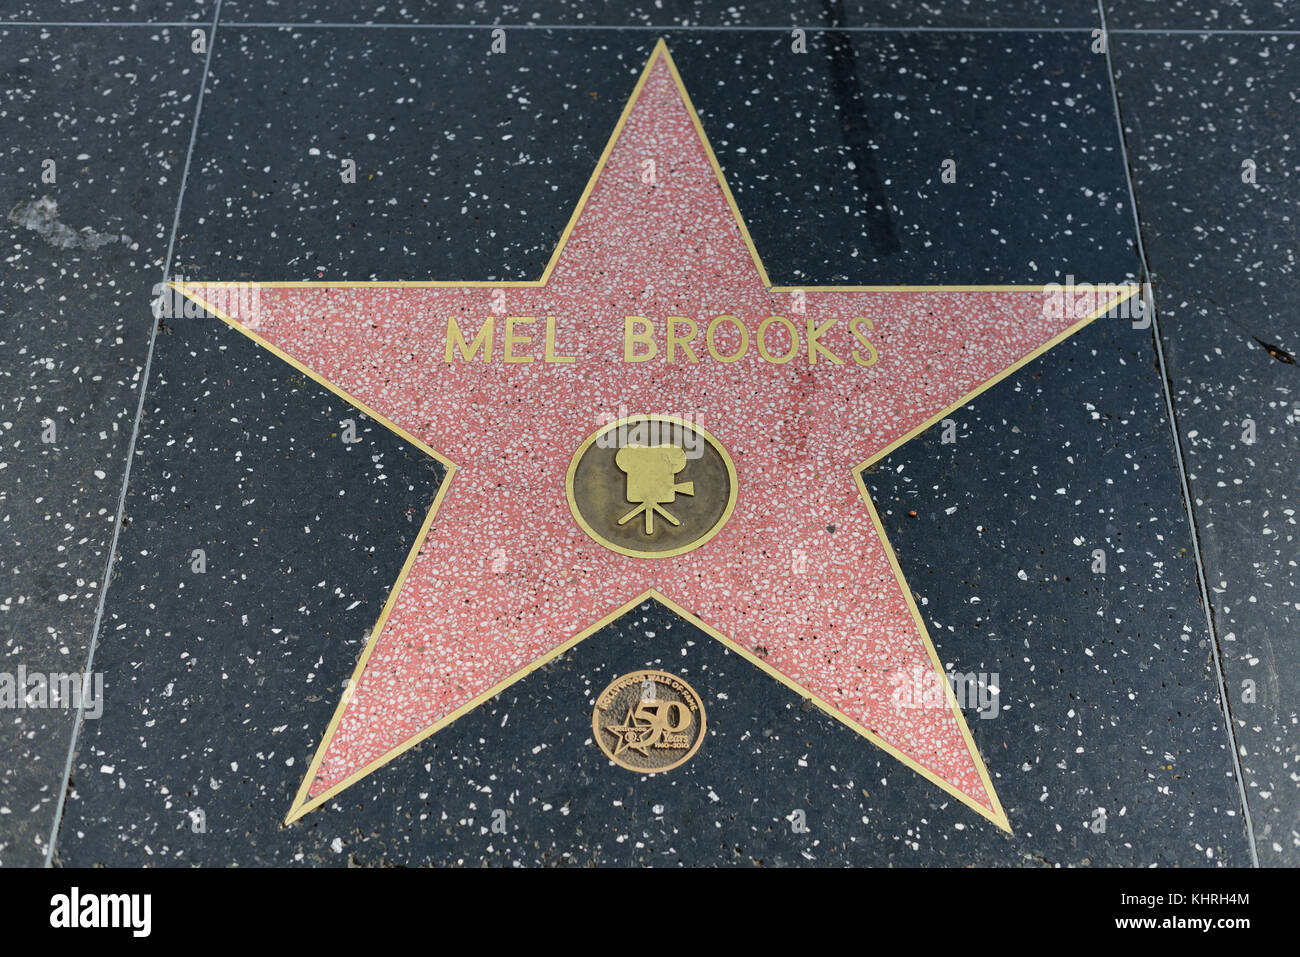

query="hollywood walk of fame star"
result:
[607,707,654,758]
[179,41,1133,831]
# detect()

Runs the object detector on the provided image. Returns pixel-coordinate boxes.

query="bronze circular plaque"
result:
[592,670,706,773]
[566,414,737,559]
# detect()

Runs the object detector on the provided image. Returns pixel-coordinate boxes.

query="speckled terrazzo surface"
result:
[0,0,212,20]
[0,4,1292,868]
[166,28,1138,285]
[1112,32,1299,865]
[219,2,1101,29]
[0,25,206,867]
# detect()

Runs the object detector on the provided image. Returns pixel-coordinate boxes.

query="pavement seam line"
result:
[42,0,226,869]
[1097,0,1260,867]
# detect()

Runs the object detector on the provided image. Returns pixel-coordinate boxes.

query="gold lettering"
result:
[807,316,843,364]
[706,315,749,363]
[445,316,494,362]
[757,315,799,364]
[504,316,535,364]
[850,317,880,367]
[543,316,575,363]
[667,316,700,363]
[624,316,658,362]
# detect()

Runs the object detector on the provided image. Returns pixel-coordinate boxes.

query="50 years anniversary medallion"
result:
[593,670,706,773]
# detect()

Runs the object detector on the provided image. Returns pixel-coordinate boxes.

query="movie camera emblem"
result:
[567,414,737,559]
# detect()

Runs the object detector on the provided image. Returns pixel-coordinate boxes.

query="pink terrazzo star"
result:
[182,42,1130,830]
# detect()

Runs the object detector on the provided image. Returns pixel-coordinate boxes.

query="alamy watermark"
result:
[0,667,103,719]
[594,405,708,459]
[890,665,1000,720]
[152,277,263,327]
[1042,276,1151,327]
